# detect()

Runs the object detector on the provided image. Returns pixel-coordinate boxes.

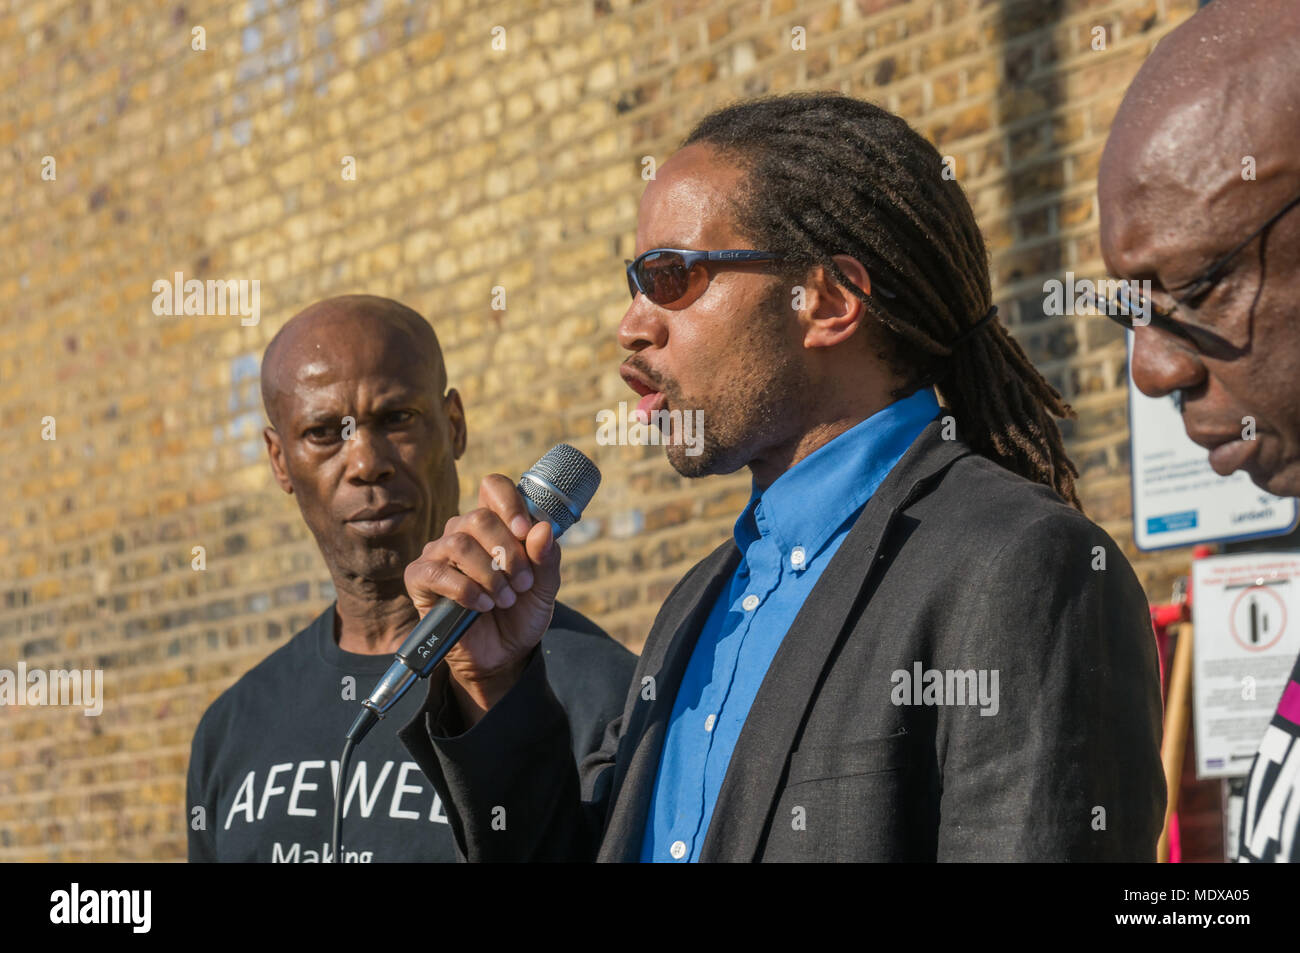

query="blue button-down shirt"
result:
[639,387,941,862]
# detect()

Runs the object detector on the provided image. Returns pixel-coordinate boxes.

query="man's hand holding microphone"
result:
[403,473,564,728]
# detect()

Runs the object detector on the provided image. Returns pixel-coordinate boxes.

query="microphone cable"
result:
[331,737,356,864]
[328,443,600,862]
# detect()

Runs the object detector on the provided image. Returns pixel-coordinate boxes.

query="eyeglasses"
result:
[625,248,784,308]
[1099,189,1300,352]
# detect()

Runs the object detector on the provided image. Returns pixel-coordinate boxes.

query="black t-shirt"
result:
[1238,650,1300,862]
[187,601,635,862]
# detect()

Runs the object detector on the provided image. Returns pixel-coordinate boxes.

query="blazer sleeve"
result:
[934,511,1166,861]
[397,646,620,862]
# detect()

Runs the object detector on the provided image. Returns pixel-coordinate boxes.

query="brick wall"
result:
[1,0,1208,860]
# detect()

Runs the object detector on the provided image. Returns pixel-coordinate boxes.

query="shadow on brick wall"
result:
[994,0,1073,426]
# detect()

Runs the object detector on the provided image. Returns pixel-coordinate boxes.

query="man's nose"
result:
[1128,326,1206,400]
[617,294,668,352]
[344,425,396,483]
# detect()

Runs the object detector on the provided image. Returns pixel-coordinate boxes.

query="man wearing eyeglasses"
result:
[396,93,1165,862]
[1098,0,1300,862]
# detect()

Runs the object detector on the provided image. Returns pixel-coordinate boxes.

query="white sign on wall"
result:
[1192,552,1300,779]
[1127,334,1297,550]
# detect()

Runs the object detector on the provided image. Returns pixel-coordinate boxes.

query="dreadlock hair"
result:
[682,92,1081,510]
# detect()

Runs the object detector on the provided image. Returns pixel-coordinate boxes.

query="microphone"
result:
[345,443,601,745]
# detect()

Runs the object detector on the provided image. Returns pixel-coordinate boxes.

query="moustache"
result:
[624,359,675,399]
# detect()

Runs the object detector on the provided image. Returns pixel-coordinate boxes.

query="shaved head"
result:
[1099,0,1300,496]
[259,294,466,608]
[1101,0,1300,263]
[261,294,448,433]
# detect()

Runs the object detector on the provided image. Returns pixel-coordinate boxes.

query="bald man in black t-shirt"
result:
[186,295,634,862]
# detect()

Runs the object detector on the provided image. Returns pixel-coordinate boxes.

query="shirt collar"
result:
[734,387,942,559]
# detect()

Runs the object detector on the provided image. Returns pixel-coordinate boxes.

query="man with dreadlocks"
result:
[397,93,1165,861]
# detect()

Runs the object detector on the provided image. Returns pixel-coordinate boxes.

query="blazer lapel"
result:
[699,420,970,861]
[596,540,742,862]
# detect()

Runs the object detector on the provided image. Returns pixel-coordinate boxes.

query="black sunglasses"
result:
[1100,189,1300,350]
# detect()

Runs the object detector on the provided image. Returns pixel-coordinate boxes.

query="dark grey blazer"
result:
[399,420,1166,861]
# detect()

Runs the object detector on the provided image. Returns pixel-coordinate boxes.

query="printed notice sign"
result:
[1128,334,1297,550]
[1192,552,1300,779]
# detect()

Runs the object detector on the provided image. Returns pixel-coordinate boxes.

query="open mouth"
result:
[620,365,667,423]
[633,391,666,423]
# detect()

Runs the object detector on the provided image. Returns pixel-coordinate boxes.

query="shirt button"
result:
[670,840,687,860]
[791,546,806,570]
[742,594,759,612]
[704,713,716,732]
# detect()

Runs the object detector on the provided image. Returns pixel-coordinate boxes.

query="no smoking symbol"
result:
[1229,585,1286,652]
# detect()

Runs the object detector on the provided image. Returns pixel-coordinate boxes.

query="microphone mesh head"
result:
[516,443,601,535]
